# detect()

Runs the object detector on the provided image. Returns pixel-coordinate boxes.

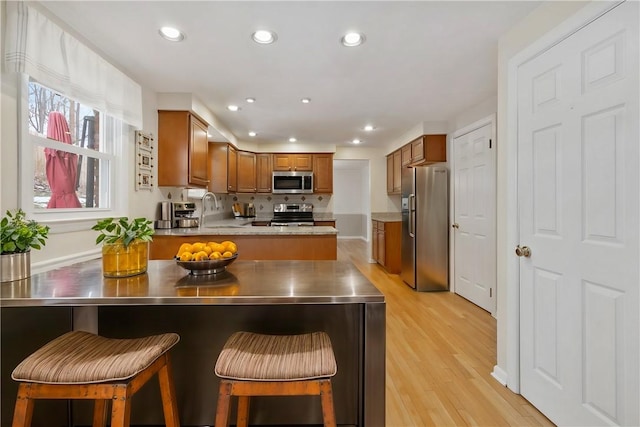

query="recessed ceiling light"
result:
[301,98,311,104]
[159,26,184,42]
[352,139,361,144]
[341,32,365,47]
[289,137,297,143]
[248,131,257,137]
[227,105,240,112]
[252,30,277,44]
[246,97,256,103]
[364,125,374,131]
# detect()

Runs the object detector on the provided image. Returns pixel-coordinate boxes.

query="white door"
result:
[453,121,496,313]
[518,2,638,425]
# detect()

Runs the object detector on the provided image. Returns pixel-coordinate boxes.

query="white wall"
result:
[495,0,589,386]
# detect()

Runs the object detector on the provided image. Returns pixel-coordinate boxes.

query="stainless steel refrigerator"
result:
[400,165,449,291]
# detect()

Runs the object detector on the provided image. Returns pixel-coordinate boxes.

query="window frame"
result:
[18,74,130,231]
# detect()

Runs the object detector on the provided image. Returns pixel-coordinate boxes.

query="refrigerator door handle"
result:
[408,194,415,238]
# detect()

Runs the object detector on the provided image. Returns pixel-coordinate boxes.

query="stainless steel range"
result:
[271,203,314,226]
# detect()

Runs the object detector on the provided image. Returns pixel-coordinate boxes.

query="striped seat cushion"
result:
[215,331,337,381]
[12,331,180,384]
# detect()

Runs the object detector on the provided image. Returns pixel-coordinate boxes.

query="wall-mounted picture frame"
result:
[135,130,154,191]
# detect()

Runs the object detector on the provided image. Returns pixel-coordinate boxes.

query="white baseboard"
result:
[337,235,367,241]
[32,248,101,274]
[491,365,508,386]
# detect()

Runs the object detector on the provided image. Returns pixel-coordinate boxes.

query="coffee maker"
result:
[172,202,198,228]
[155,201,174,229]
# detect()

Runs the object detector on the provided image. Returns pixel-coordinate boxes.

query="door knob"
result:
[515,245,531,257]
[452,223,459,229]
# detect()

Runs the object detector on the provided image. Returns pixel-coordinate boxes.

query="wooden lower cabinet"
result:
[314,221,336,227]
[151,234,337,260]
[372,220,401,274]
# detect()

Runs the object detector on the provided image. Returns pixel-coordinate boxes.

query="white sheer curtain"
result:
[3,2,143,128]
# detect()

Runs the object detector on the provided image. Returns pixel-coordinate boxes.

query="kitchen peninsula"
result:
[151,224,338,260]
[0,258,384,427]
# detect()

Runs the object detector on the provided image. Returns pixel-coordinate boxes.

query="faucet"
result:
[200,192,219,228]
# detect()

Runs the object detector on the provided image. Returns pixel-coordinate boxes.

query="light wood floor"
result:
[337,239,554,427]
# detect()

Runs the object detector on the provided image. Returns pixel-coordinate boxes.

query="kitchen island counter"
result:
[155,224,338,236]
[1,259,384,427]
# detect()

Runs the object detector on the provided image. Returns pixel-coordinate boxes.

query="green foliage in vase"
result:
[1,209,50,254]
[92,217,154,248]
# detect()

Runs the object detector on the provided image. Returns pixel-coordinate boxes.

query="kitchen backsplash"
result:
[158,187,332,221]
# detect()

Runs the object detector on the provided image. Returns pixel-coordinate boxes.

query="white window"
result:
[19,76,130,226]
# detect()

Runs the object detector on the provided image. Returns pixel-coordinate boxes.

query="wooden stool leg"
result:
[236,396,250,427]
[92,399,108,427]
[158,354,180,427]
[319,379,337,427]
[215,380,233,427]
[12,383,35,427]
[110,385,132,427]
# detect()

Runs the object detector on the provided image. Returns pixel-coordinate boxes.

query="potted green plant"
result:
[92,217,154,278]
[1,209,50,282]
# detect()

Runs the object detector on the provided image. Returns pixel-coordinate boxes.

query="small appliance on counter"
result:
[173,201,199,228]
[155,201,174,229]
[232,203,256,218]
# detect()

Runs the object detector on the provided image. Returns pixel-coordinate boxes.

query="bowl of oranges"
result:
[175,240,238,275]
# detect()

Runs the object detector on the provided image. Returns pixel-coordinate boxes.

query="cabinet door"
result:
[273,154,293,171]
[313,154,333,193]
[314,221,336,227]
[411,137,425,163]
[237,151,256,193]
[292,154,313,171]
[387,155,395,194]
[158,111,189,187]
[372,221,379,261]
[227,145,237,193]
[189,115,209,187]
[401,145,412,166]
[256,153,272,193]
[378,228,386,266]
[208,142,229,194]
[393,150,402,193]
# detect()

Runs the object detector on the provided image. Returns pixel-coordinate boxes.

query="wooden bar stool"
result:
[214,331,337,427]
[10,330,180,427]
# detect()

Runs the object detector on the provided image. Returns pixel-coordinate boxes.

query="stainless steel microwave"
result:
[272,171,313,194]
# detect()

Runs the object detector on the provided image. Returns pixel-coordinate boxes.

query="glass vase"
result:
[101,240,148,278]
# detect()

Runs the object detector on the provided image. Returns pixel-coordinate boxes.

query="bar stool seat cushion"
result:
[215,331,337,381]
[11,331,180,384]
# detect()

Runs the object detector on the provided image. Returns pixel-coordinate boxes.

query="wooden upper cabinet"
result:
[237,151,256,193]
[272,153,313,171]
[208,142,238,194]
[208,142,228,194]
[158,110,209,187]
[313,153,333,193]
[401,144,412,167]
[227,145,237,193]
[392,150,401,194]
[410,134,447,165]
[256,153,272,193]
[386,154,395,194]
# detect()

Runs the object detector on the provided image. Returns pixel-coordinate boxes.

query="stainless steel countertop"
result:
[0,259,384,307]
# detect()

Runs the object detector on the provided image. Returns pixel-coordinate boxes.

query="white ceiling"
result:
[40,1,540,149]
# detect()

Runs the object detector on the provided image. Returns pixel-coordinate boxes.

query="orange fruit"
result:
[191,242,205,252]
[179,252,192,261]
[225,242,238,254]
[177,243,192,257]
[222,251,233,258]
[209,251,222,260]
[193,251,209,261]
[202,246,213,255]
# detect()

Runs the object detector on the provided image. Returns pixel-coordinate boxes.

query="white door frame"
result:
[450,114,497,315]
[504,1,624,393]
